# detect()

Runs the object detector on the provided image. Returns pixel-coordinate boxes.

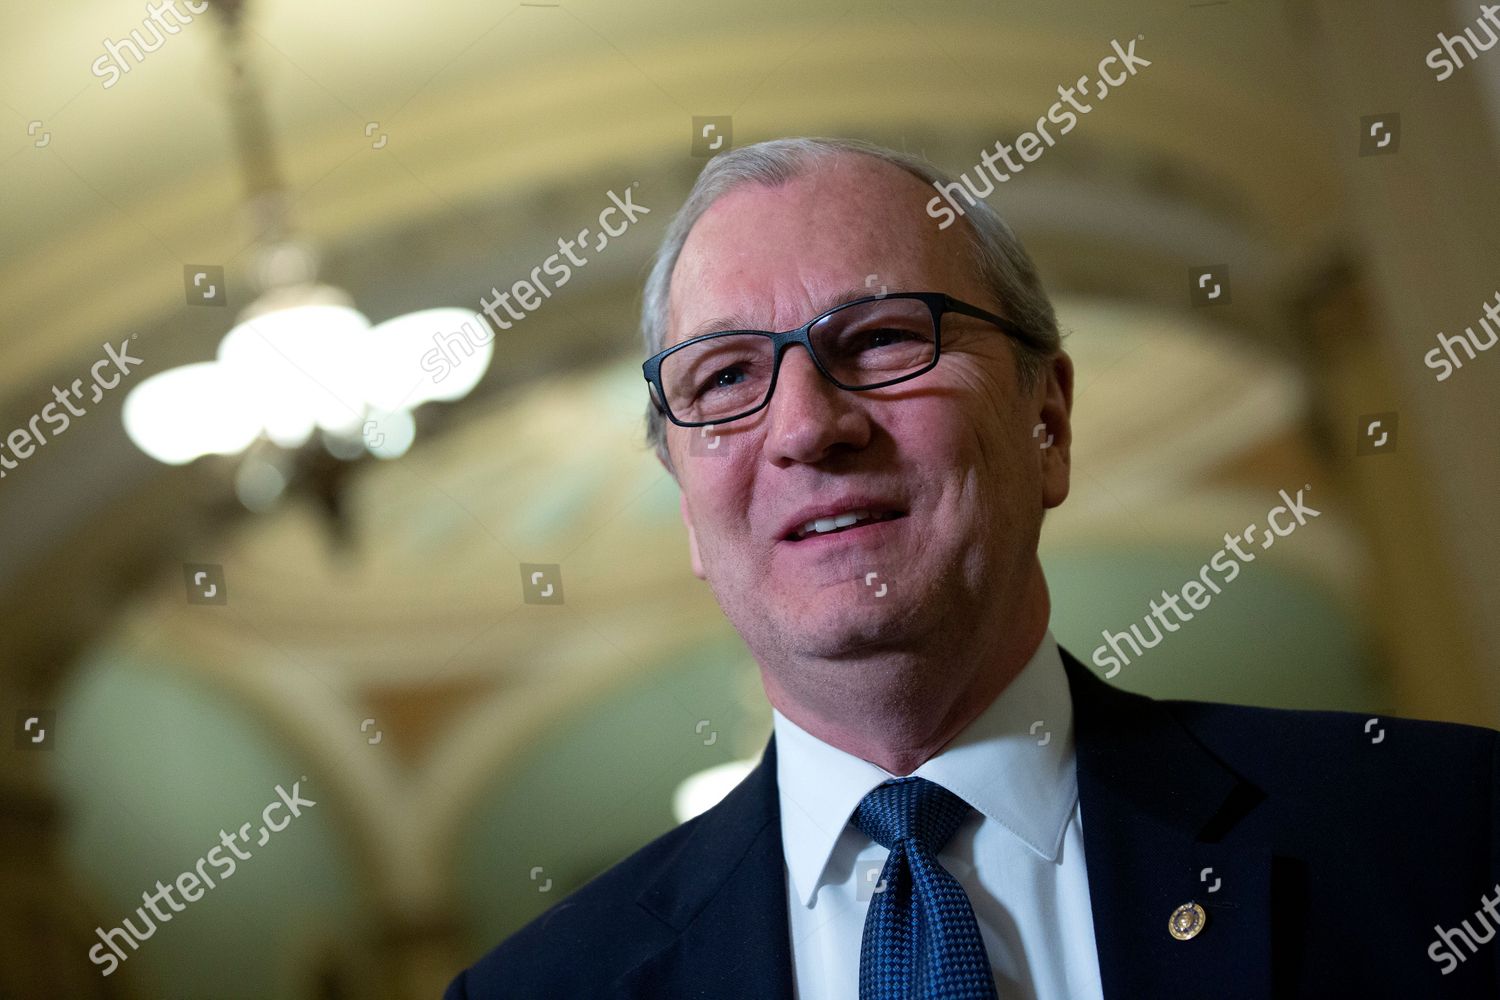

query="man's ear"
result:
[658,436,704,579]
[678,490,706,580]
[1038,350,1074,510]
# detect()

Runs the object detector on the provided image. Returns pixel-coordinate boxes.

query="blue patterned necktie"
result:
[854,776,999,1000]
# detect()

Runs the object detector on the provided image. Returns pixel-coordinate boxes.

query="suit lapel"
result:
[613,738,795,1000]
[613,649,1272,999]
[1061,647,1272,999]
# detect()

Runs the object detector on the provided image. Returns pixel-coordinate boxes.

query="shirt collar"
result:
[772,630,1076,908]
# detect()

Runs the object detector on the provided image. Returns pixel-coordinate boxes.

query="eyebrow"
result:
[679,286,879,342]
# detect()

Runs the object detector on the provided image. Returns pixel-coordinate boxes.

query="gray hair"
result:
[640,137,1062,476]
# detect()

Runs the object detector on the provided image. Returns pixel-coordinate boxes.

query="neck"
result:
[763,566,1051,775]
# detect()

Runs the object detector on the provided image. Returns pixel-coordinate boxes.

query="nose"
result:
[763,344,870,464]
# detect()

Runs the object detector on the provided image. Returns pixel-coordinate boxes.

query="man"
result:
[446,138,1500,998]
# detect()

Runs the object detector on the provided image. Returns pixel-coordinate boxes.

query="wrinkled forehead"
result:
[665,155,975,347]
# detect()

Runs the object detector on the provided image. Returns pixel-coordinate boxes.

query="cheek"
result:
[685,468,755,554]
[929,367,1024,478]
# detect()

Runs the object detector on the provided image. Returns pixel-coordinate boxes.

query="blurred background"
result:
[3,0,1499,996]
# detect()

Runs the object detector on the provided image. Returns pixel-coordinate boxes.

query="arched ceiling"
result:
[2,0,1344,393]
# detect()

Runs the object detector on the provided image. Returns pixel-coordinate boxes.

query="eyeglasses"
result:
[642,291,1042,428]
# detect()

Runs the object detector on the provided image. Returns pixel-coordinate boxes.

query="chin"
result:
[793,601,913,657]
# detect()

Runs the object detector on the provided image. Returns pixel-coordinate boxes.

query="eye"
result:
[698,367,747,397]
[842,326,932,354]
[861,327,925,348]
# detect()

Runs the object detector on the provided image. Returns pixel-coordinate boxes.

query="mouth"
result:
[783,509,907,542]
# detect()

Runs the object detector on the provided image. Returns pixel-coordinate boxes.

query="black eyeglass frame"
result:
[642,291,1046,428]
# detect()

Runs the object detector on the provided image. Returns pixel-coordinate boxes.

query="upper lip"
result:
[777,497,908,541]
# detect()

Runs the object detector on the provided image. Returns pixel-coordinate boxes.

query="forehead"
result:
[665,154,976,345]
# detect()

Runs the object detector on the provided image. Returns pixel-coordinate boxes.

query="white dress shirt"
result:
[772,629,1105,1000]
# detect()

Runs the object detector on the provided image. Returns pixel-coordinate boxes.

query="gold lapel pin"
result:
[1168,901,1207,941]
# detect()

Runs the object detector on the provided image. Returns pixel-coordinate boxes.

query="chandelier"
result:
[122,0,490,506]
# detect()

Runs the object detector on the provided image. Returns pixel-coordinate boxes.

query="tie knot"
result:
[853,776,972,853]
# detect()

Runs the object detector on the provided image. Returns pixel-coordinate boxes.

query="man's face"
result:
[661,154,1072,667]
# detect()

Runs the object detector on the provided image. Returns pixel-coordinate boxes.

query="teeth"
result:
[797,508,876,539]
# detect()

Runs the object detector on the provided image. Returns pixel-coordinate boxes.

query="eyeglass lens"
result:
[659,297,937,423]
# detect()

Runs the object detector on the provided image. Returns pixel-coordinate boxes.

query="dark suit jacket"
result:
[445,647,1500,998]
